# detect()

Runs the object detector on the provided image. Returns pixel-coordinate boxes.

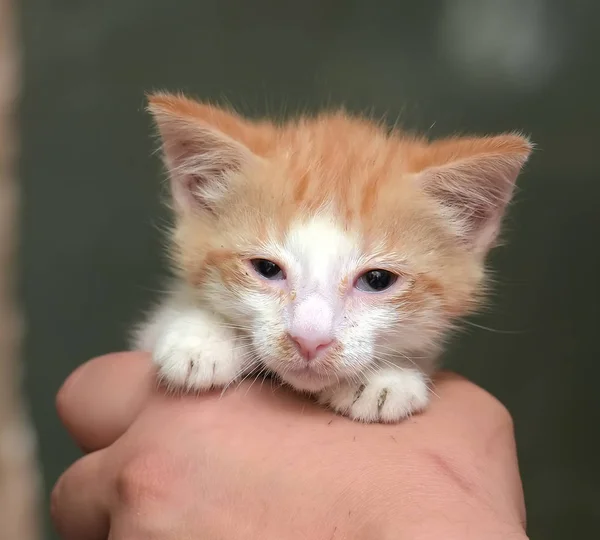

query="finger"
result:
[56,352,155,452]
[51,450,110,540]
[426,372,525,523]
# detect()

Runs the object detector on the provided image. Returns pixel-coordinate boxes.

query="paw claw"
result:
[377,388,388,412]
[352,384,366,405]
[319,369,429,423]
[153,327,246,392]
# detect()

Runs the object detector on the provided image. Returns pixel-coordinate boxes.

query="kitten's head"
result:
[148,93,532,391]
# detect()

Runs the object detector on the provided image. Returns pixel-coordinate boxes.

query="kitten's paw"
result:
[153,325,245,392]
[319,368,430,423]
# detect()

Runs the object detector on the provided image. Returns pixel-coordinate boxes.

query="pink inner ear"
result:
[420,149,531,253]
[173,173,211,212]
[152,112,254,213]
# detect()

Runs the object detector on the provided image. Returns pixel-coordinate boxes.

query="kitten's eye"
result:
[250,259,285,280]
[355,269,398,292]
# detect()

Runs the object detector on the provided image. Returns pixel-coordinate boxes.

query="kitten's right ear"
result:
[147,93,256,213]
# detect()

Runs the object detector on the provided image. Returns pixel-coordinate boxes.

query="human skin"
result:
[51,352,528,540]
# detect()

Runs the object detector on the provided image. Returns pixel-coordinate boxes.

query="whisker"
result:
[461,319,525,335]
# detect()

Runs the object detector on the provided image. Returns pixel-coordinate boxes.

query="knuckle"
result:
[462,377,516,435]
[496,402,515,433]
[482,390,516,435]
[115,449,179,509]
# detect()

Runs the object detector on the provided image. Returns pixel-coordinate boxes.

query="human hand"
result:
[51,352,528,539]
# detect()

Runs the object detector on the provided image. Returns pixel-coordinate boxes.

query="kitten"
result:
[133,92,532,423]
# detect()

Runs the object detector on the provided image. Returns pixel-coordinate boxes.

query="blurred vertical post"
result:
[0,1,42,539]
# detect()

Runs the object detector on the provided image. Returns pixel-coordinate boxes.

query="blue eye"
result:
[355,269,398,292]
[251,259,285,280]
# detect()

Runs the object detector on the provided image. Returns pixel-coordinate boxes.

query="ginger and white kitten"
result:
[133,93,532,423]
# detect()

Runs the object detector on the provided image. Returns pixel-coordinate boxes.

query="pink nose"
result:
[290,334,334,361]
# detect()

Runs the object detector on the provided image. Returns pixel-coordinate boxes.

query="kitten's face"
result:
[150,94,531,391]
[196,212,458,392]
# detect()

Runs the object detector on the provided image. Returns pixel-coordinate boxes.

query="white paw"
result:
[153,323,245,392]
[318,368,430,423]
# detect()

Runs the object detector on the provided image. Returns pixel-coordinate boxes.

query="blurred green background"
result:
[20,1,599,538]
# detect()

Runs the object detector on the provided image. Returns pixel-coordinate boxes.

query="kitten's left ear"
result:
[418,134,533,254]
[147,93,258,214]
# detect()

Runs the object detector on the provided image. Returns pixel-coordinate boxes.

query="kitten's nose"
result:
[289,334,334,361]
